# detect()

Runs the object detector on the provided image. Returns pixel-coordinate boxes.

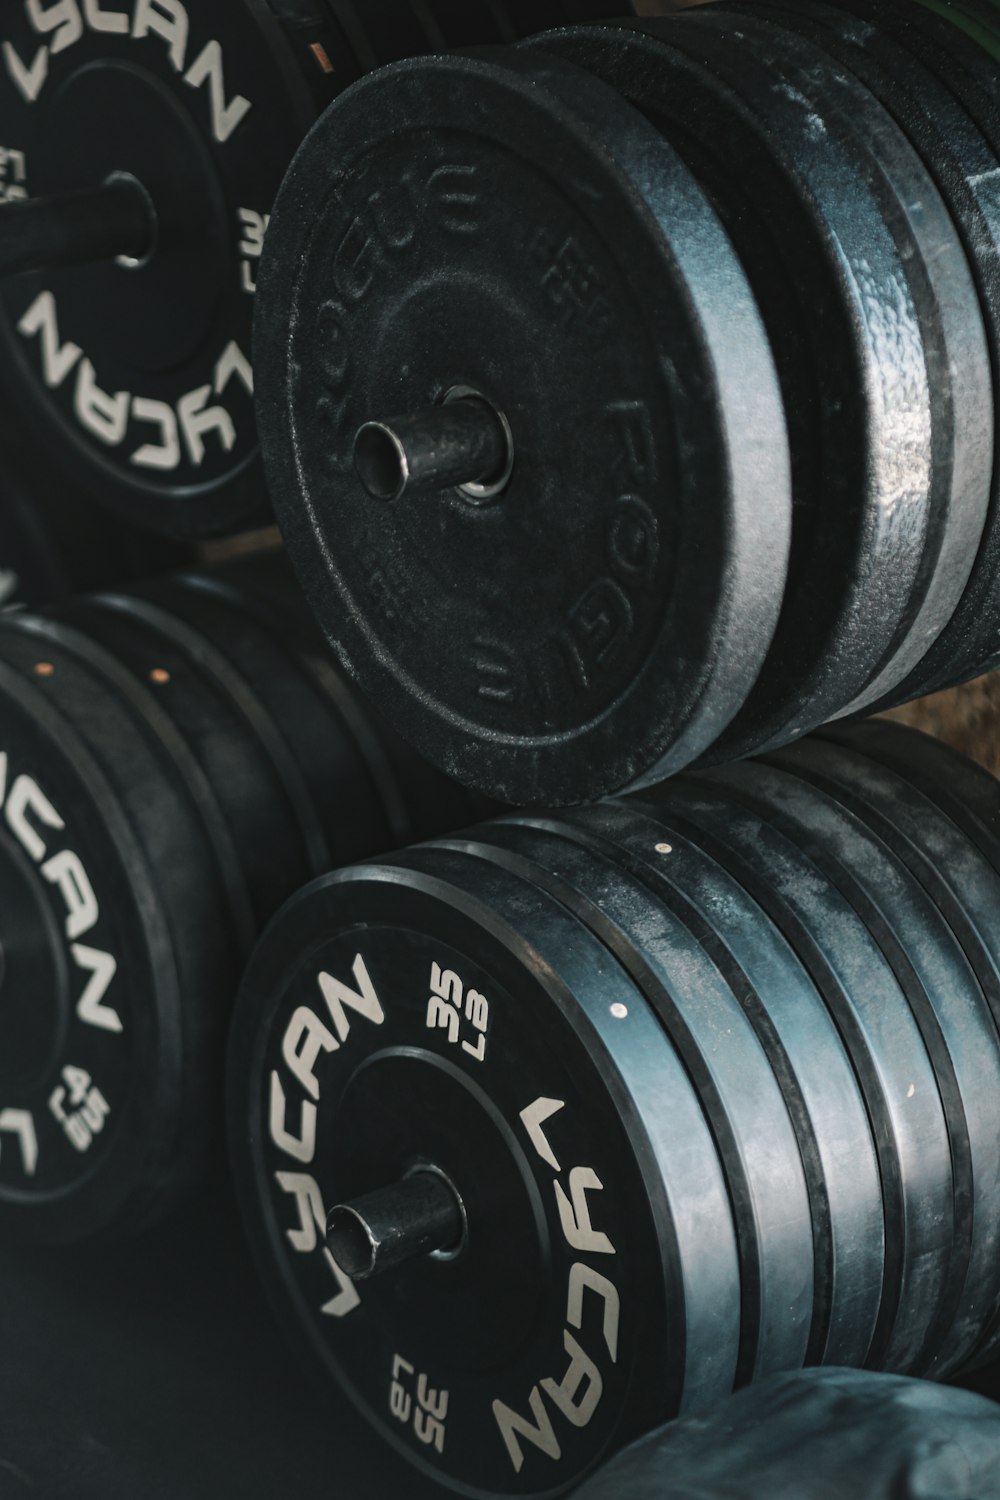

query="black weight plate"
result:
[666,9,993,727]
[819,720,1000,880]
[471,815,812,1385]
[828,2,1000,179]
[773,732,1000,1374]
[61,593,310,934]
[533,19,982,762]
[715,2,1000,708]
[517,21,864,762]
[0,621,233,1243]
[818,719,1000,1369]
[760,738,1000,1378]
[0,0,314,539]
[656,769,949,1375]
[803,0,1000,699]
[228,849,731,1498]
[174,564,418,854]
[554,798,884,1371]
[258,49,791,804]
[40,599,256,959]
[181,556,495,848]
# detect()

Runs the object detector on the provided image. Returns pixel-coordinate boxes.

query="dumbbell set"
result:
[3,1,1000,1497]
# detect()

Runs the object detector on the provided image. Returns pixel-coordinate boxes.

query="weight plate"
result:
[788,0,1000,700]
[820,720,1000,881]
[560,796,884,1371]
[0,0,316,539]
[230,726,1000,1492]
[530,16,984,763]
[0,620,232,1242]
[664,8,991,731]
[819,718,1000,1369]
[472,815,810,1387]
[715,1,1000,708]
[151,567,404,864]
[228,849,721,1498]
[257,49,791,804]
[762,737,1000,1377]
[62,592,315,933]
[635,780,892,1368]
[516,21,864,763]
[659,767,949,1374]
[828,3,1000,176]
[0,550,487,1243]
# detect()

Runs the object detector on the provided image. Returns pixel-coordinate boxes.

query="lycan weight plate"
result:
[770,733,1000,1377]
[228,850,715,1498]
[229,725,1000,1496]
[0,0,315,539]
[0,551,488,1244]
[257,49,791,804]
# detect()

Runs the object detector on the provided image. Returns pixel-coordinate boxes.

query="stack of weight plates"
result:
[227,719,1000,1497]
[255,0,1000,804]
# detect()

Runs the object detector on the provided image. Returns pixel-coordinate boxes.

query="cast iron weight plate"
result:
[228,852,713,1499]
[469,816,808,1389]
[791,0,1000,701]
[716,1,1000,708]
[518,22,874,767]
[527,17,990,761]
[256,49,791,805]
[659,9,991,723]
[0,0,314,540]
[680,9,989,722]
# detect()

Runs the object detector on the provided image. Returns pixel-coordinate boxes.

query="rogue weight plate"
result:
[0,0,318,540]
[648,9,991,734]
[719,0,1000,709]
[257,49,791,804]
[683,8,989,722]
[229,851,720,1497]
[524,16,990,765]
